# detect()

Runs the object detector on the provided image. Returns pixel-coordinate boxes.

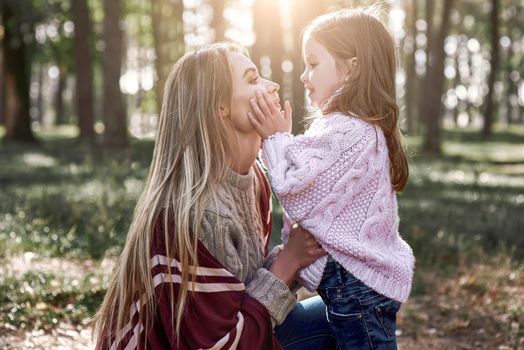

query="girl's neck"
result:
[230,131,261,175]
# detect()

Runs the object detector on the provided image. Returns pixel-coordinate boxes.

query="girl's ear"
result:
[219,103,230,119]
[343,57,358,82]
[346,57,358,75]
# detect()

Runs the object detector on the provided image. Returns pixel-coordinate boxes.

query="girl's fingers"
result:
[263,91,282,116]
[256,91,272,118]
[284,100,292,121]
[247,112,263,133]
[249,98,266,121]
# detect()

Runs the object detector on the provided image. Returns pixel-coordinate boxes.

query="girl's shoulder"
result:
[321,111,373,133]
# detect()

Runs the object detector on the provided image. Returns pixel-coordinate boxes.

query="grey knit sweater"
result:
[198,166,296,325]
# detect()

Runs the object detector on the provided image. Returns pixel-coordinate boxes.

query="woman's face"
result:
[226,52,281,134]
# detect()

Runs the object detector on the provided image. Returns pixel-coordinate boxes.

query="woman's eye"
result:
[250,76,259,84]
[309,63,317,68]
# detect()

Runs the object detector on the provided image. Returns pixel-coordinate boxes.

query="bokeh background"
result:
[0,0,523,348]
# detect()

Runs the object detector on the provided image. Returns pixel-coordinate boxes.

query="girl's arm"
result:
[248,90,365,200]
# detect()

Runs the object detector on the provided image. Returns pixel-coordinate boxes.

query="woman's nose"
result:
[267,81,280,94]
[300,70,307,83]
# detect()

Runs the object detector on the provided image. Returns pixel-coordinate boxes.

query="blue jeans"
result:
[275,295,337,350]
[317,259,401,350]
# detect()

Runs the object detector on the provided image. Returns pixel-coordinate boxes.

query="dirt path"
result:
[1,256,522,349]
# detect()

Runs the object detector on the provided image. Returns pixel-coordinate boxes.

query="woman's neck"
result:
[230,131,261,175]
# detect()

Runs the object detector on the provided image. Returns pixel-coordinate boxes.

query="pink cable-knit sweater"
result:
[261,112,415,303]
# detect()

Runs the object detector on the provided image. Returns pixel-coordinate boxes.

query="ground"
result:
[1,254,522,349]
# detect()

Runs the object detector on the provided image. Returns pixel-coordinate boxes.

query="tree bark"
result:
[504,44,517,125]
[54,67,66,125]
[211,0,227,42]
[422,0,453,154]
[252,0,284,93]
[1,2,36,142]
[405,0,418,135]
[101,0,127,148]
[289,0,329,134]
[151,0,184,112]
[0,40,4,126]
[72,0,95,140]
[482,0,499,138]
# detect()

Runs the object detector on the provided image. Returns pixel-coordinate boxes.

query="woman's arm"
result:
[199,211,325,325]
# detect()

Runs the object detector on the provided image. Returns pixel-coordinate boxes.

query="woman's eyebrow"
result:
[242,67,257,78]
[305,54,317,61]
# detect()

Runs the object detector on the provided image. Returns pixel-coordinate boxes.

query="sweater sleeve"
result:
[261,114,366,222]
[199,211,296,326]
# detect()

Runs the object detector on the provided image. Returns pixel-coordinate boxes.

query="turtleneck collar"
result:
[225,166,255,191]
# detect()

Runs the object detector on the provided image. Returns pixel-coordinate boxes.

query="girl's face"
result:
[300,36,346,108]
[226,52,281,134]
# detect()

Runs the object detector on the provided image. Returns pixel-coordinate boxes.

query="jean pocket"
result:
[327,297,364,322]
[374,299,401,338]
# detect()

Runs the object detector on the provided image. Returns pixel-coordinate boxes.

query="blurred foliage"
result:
[0,127,154,259]
[1,125,523,264]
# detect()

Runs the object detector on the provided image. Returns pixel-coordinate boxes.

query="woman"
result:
[92,42,335,349]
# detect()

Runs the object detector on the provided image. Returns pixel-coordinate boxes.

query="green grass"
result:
[0,127,155,259]
[0,124,523,330]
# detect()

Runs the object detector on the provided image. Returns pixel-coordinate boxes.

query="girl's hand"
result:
[247,90,292,139]
[269,224,326,287]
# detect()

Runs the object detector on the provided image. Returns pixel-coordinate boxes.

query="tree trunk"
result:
[289,0,329,134]
[405,0,418,135]
[211,0,227,42]
[252,0,284,91]
[0,41,4,126]
[101,0,127,148]
[1,2,36,142]
[422,0,453,154]
[55,67,66,125]
[35,63,44,125]
[151,0,184,112]
[482,0,499,138]
[72,0,95,140]
[504,44,516,125]
[417,0,434,123]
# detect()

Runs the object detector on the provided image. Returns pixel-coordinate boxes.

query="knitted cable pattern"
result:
[262,112,415,302]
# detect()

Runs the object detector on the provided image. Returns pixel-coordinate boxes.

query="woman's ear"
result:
[219,103,230,119]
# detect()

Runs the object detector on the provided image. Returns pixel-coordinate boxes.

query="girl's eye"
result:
[250,76,259,84]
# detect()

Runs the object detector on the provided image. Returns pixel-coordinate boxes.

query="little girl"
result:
[248,7,415,350]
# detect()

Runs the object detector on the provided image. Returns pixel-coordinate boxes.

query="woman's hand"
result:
[247,90,292,139]
[269,224,326,287]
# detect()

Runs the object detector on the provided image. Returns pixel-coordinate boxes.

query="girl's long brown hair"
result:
[304,6,409,192]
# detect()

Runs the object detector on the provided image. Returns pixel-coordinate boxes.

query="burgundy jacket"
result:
[98,163,283,349]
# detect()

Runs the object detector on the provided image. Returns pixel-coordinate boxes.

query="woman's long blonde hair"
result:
[304,6,409,192]
[92,42,246,347]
